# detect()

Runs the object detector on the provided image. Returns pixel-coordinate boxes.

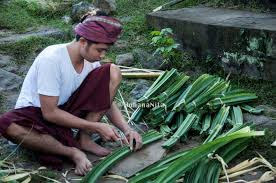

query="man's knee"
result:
[110,64,122,85]
[6,123,30,140]
[85,110,106,121]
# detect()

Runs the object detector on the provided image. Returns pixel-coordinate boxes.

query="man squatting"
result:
[0,12,142,176]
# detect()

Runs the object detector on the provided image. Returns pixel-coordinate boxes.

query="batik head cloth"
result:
[74,16,122,44]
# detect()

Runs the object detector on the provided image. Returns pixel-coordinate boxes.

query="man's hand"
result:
[105,102,142,150]
[96,123,121,142]
[125,130,143,151]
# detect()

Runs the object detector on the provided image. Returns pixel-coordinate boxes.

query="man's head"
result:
[76,35,110,62]
[74,12,122,62]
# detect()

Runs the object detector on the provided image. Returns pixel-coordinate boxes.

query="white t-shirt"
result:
[15,43,101,109]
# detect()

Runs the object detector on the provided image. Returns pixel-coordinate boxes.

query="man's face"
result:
[80,40,109,62]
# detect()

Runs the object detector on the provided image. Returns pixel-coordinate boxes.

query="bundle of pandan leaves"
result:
[79,69,275,183]
[82,127,268,183]
[132,69,262,149]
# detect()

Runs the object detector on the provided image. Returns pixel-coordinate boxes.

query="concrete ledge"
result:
[147,7,276,80]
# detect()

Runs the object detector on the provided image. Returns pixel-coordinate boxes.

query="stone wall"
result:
[146,7,276,80]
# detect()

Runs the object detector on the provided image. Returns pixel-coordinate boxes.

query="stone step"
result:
[0,92,19,113]
[0,27,64,45]
[0,68,22,92]
[0,54,12,67]
[147,7,276,80]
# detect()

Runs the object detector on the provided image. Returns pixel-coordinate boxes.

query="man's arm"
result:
[39,95,120,141]
[105,102,142,150]
[105,102,131,133]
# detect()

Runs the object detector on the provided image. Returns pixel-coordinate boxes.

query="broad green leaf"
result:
[150,31,161,36]
[160,28,173,35]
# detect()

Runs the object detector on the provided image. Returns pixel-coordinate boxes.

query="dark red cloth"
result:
[74,16,122,44]
[0,63,111,170]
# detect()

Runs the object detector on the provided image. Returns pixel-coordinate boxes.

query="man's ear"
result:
[79,37,87,47]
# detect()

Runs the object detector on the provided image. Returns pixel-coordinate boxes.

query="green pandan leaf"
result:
[155,127,264,183]
[81,130,163,183]
[151,31,161,36]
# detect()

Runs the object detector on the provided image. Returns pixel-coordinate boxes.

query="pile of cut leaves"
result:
[1,70,272,183]
[82,128,270,183]
[81,69,275,183]
[131,69,263,148]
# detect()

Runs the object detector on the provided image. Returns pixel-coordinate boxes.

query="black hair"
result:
[75,34,98,44]
[75,34,113,46]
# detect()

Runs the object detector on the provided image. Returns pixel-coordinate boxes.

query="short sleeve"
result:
[36,58,61,96]
[91,61,101,69]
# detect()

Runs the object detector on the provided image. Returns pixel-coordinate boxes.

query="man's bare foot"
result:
[79,138,111,156]
[71,147,92,176]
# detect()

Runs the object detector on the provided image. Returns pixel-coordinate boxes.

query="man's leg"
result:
[78,64,122,155]
[79,110,111,156]
[5,123,92,175]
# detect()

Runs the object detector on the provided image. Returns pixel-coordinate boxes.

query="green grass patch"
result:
[119,79,138,96]
[105,50,118,62]
[230,77,276,107]
[0,2,40,33]
[13,0,72,18]
[116,0,168,50]
[0,0,72,33]
[105,0,170,63]
[0,36,65,64]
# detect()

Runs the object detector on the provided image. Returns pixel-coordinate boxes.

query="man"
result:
[0,12,142,176]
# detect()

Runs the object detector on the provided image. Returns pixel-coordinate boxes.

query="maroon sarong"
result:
[0,63,111,170]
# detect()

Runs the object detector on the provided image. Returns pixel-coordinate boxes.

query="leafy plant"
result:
[150,28,181,66]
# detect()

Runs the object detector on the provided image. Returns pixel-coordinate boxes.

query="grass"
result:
[0,1,40,33]
[0,0,74,64]
[0,36,66,64]
[115,0,168,50]
[230,77,276,107]
[0,0,72,33]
